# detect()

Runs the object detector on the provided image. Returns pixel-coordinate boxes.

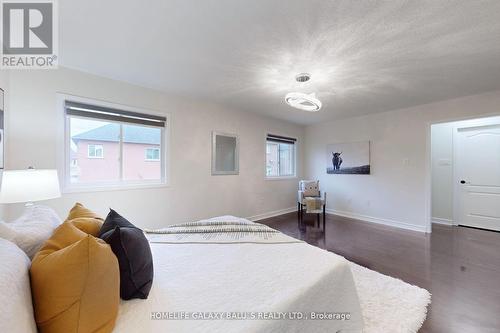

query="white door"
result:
[456,125,500,231]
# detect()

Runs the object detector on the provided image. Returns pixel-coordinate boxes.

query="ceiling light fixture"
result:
[285,92,322,112]
[295,73,311,83]
[284,73,322,112]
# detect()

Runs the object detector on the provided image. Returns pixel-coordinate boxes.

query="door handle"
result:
[460,180,468,184]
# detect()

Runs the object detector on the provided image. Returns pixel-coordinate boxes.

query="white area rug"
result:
[349,262,431,333]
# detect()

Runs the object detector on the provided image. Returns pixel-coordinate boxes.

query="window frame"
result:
[265,134,297,179]
[59,94,170,193]
[87,144,104,159]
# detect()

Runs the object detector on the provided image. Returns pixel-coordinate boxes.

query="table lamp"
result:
[0,168,61,206]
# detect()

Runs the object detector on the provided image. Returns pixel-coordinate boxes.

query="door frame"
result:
[426,112,500,232]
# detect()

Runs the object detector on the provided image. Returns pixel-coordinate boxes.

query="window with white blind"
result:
[266,134,296,178]
[64,99,167,190]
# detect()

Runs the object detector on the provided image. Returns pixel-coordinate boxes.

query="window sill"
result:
[62,181,169,194]
[265,176,297,181]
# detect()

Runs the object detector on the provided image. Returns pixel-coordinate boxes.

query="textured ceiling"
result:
[60,0,500,125]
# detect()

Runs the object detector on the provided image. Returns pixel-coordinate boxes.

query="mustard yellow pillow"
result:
[65,203,103,236]
[30,206,119,333]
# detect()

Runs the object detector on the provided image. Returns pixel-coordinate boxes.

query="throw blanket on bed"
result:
[145,219,302,244]
[305,197,323,213]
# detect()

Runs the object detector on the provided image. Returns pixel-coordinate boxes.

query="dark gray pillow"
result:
[99,209,153,300]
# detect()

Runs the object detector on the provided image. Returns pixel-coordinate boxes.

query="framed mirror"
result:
[212,131,239,175]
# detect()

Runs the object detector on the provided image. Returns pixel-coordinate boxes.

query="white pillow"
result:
[0,238,37,333]
[0,205,62,259]
[300,180,320,197]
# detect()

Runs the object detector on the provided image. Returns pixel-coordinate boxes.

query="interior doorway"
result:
[431,116,500,231]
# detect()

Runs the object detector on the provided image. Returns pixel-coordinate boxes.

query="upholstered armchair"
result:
[297,180,326,231]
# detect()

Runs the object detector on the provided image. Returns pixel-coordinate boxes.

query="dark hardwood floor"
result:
[259,212,500,333]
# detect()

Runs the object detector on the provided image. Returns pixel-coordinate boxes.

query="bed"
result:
[113,216,364,333]
[2,210,430,333]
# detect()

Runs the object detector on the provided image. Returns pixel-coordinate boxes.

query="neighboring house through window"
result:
[145,147,160,161]
[64,99,167,189]
[88,144,104,158]
[266,134,296,178]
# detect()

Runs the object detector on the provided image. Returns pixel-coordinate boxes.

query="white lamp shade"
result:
[0,169,61,204]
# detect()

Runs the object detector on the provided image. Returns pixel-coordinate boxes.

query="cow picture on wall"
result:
[326,141,370,174]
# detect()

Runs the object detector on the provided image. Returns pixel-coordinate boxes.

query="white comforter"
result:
[114,216,364,333]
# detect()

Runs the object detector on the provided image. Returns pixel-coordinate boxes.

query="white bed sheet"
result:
[114,216,364,333]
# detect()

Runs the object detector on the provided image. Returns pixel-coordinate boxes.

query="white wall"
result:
[0,70,9,220]
[430,123,454,222]
[431,116,500,224]
[305,90,500,232]
[3,68,304,228]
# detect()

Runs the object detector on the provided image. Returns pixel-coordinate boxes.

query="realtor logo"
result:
[1,0,58,68]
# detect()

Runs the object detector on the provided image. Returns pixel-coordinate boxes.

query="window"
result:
[64,99,167,189]
[266,134,296,178]
[145,148,160,161]
[87,144,103,158]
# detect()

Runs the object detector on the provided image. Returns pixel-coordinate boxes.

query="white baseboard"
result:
[246,207,430,233]
[326,209,429,233]
[432,217,454,225]
[247,207,297,222]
